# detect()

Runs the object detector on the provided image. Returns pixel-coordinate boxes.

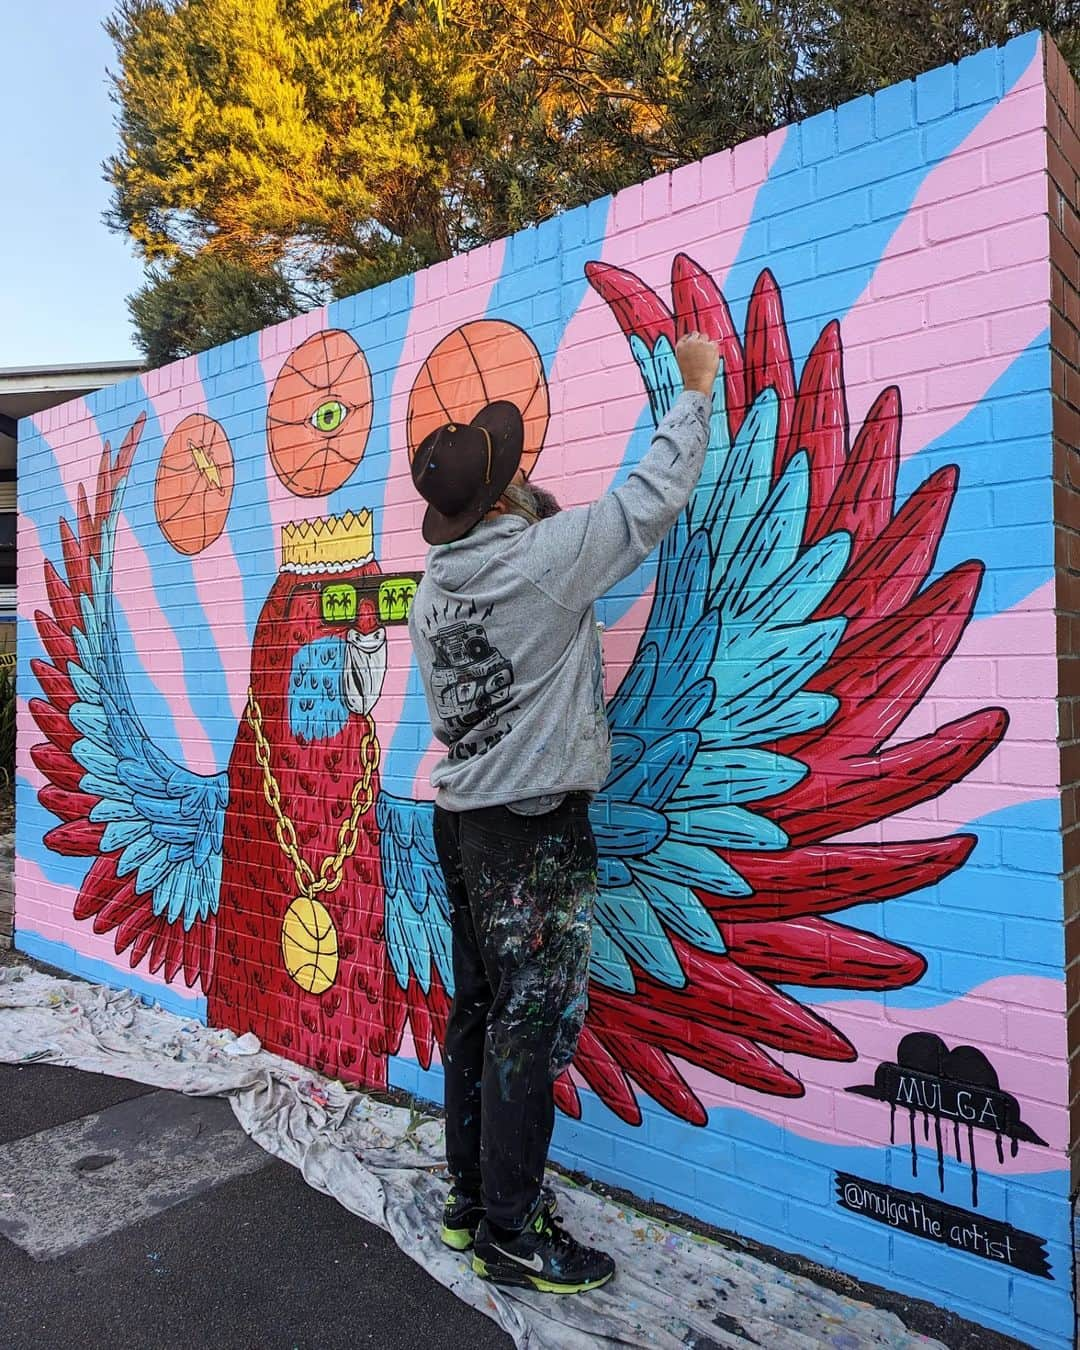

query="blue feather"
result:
[602,730,697,810]
[148,822,196,848]
[633,867,728,951]
[69,703,110,750]
[67,663,100,705]
[589,925,636,993]
[101,819,148,853]
[132,791,186,825]
[595,886,684,988]
[686,368,732,537]
[708,390,777,571]
[88,798,137,823]
[192,825,214,872]
[668,805,786,851]
[740,531,850,629]
[117,830,160,877]
[598,856,632,888]
[377,793,454,997]
[716,456,808,620]
[589,800,669,856]
[674,748,806,806]
[135,848,175,898]
[606,733,645,785]
[607,643,659,730]
[639,836,751,901]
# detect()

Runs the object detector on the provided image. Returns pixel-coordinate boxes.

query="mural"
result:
[15,35,1074,1347]
[26,255,1012,1105]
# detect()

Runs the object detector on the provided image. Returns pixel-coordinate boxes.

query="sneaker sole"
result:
[472,1255,613,1294]
[440,1225,475,1252]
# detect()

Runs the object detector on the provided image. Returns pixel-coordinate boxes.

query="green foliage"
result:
[105,0,1080,360]
[0,670,15,791]
[128,252,301,364]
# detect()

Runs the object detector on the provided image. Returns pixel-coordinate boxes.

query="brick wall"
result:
[16,32,1076,1348]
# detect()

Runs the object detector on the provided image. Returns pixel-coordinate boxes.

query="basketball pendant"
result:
[280,896,339,995]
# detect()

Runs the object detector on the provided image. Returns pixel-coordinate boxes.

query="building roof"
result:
[0,360,144,433]
[0,359,145,478]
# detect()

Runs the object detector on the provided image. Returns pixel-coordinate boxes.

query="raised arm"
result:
[512,334,720,610]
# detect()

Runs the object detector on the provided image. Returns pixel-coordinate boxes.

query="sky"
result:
[0,2,143,368]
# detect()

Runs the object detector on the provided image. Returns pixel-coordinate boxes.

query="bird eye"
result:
[311,400,349,433]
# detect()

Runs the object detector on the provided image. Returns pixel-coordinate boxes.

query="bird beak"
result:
[343,628,387,716]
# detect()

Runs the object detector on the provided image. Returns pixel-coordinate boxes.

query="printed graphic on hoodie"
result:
[430,619,515,748]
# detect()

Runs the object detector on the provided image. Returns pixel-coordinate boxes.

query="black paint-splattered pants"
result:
[433,794,597,1232]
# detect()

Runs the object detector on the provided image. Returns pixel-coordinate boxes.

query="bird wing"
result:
[29,415,228,990]
[555,256,1007,1127]
[377,792,453,1067]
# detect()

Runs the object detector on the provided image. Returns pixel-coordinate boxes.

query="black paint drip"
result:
[908,1108,917,1177]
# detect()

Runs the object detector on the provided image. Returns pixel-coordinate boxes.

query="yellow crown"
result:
[280,510,373,573]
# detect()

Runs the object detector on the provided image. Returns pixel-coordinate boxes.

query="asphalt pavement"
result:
[0,1060,512,1350]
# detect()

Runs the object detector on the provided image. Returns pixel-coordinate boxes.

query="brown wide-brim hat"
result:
[411,401,525,545]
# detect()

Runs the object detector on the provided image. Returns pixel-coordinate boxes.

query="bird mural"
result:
[28,253,1007,1123]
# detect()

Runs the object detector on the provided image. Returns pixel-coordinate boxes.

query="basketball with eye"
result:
[154,413,235,555]
[407,320,549,478]
[280,896,339,995]
[268,329,374,497]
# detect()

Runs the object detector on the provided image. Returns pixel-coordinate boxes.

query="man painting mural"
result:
[408,333,722,1293]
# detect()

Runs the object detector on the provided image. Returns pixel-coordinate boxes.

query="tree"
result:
[128,252,300,365]
[107,0,1080,361]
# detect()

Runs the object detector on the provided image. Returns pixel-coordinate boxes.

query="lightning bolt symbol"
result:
[188,440,223,490]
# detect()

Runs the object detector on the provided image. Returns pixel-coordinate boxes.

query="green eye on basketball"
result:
[311,399,349,433]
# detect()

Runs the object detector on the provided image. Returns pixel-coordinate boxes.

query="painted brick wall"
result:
[16,31,1075,1349]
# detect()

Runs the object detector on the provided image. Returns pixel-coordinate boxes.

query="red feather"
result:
[29,659,76,715]
[572,1025,642,1126]
[29,741,83,792]
[774,708,1008,844]
[34,613,78,669]
[553,1074,582,1118]
[59,519,91,602]
[814,467,959,633]
[715,836,975,921]
[407,975,436,1070]
[43,562,82,638]
[721,918,927,989]
[783,563,983,763]
[809,385,900,555]
[590,1006,708,1124]
[743,271,796,459]
[43,820,104,854]
[671,253,746,429]
[785,320,848,536]
[584,261,676,352]
[39,786,99,822]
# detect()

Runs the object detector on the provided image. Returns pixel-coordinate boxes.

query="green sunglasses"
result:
[286,573,423,626]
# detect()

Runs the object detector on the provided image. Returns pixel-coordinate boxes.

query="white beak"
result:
[343,628,387,716]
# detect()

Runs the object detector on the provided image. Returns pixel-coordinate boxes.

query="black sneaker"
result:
[472,1197,614,1294]
[441,1185,558,1252]
[440,1187,485,1251]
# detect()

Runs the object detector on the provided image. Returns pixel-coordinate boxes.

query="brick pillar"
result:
[1048,37,1080,1191]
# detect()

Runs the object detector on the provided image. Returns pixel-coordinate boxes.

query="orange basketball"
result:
[155,414,234,555]
[267,329,373,497]
[407,321,549,477]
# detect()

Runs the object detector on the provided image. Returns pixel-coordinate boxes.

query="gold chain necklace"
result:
[245,688,381,995]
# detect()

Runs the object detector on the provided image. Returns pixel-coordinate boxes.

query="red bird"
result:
[29,256,1006,1127]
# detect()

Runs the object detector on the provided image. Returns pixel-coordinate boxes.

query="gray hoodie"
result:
[408,389,712,811]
